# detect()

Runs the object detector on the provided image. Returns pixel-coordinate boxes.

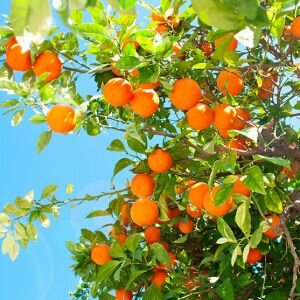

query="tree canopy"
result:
[1,0,300,299]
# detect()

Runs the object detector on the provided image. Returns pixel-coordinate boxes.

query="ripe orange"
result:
[111,62,122,76]
[103,78,133,107]
[46,104,77,134]
[170,78,202,110]
[218,128,230,139]
[291,16,300,38]
[186,203,202,218]
[258,75,274,100]
[188,182,209,210]
[233,175,250,197]
[169,207,181,227]
[203,186,233,217]
[178,218,194,234]
[130,88,160,117]
[263,215,283,239]
[187,103,214,131]
[121,35,139,49]
[138,81,161,90]
[115,288,133,300]
[5,37,32,72]
[90,244,112,265]
[227,138,247,151]
[283,160,300,178]
[175,179,196,194]
[144,226,161,243]
[217,69,244,96]
[33,52,62,81]
[151,270,168,288]
[168,16,181,28]
[148,149,172,173]
[156,252,177,270]
[131,174,155,197]
[215,33,238,51]
[213,104,237,130]
[130,198,159,227]
[159,241,170,251]
[111,227,128,244]
[282,25,293,41]
[200,41,213,57]
[151,12,165,22]
[172,42,184,59]
[120,203,131,226]
[156,24,169,33]
[232,108,251,130]
[246,248,262,264]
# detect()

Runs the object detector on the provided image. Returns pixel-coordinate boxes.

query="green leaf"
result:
[11,0,52,44]
[26,223,38,241]
[107,139,125,152]
[232,126,258,143]
[235,200,251,235]
[126,124,145,144]
[42,185,58,198]
[69,0,87,10]
[11,109,25,126]
[231,244,242,266]
[264,189,283,213]
[143,285,163,300]
[243,244,250,263]
[214,184,233,206]
[37,130,52,153]
[125,270,147,291]
[217,218,237,243]
[96,260,123,285]
[125,233,142,252]
[0,99,19,108]
[215,278,234,300]
[107,0,136,15]
[8,240,20,261]
[265,292,288,300]
[109,243,125,258]
[86,210,110,218]
[113,158,134,177]
[39,213,50,228]
[126,136,146,153]
[66,184,74,194]
[254,155,290,168]
[244,166,266,195]
[117,0,136,10]
[15,222,27,240]
[115,56,141,70]
[152,242,170,264]
[0,213,11,226]
[173,234,188,244]
[249,227,262,248]
[29,114,46,124]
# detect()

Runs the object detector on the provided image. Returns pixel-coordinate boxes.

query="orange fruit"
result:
[187,103,214,131]
[263,215,283,239]
[188,182,209,210]
[175,179,196,194]
[203,186,233,217]
[233,175,250,197]
[282,25,293,41]
[90,244,112,265]
[217,69,244,96]
[151,12,165,22]
[214,104,237,130]
[46,104,77,134]
[170,78,202,110]
[258,75,274,100]
[283,160,300,178]
[291,16,300,38]
[138,81,161,90]
[115,288,133,300]
[185,279,199,290]
[144,226,161,243]
[178,218,194,234]
[111,227,128,244]
[33,52,62,81]
[156,24,169,33]
[232,108,251,130]
[103,78,133,107]
[130,69,140,77]
[111,62,122,76]
[169,207,181,227]
[246,248,262,264]
[186,203,202,218]
[148,149,172,173]
[159,241,170,251]
[168,16,181,28]
[5,38,32,72]
[130,88,160,117]
[172,42,184,59]
[215,33,238,51]
[131,174,155,197]
[156,252,177,270]
[121,36,139,49]
[120,203,131,226]
[218,128,230,139]
[200,41,213,57]
[151,270,168,288]
[227,138,247,151]
[130,198,159,227]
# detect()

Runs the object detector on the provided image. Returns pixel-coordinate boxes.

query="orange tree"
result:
[0,0,300,299]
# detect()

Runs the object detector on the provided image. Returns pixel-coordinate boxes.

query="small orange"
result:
[186,203,202,218]
[218,128,230,139]
[227,138,247,151]
[170,78,202,110]
[156,252,177,270]
[103,78,133,107]
[151,270,168,288]
[203,186,233,217]
[111,227,128,244]
[131,174,155,197]
[169,207,181,227]
[151,12,165,22]
[214,104,237,130]
[263,215,283,239]
[175,179,196,194]
[121,36,139,49]
[178,218,194,234]
[168,16,181,28]
[130,88,160,117]
[187,103,214,131]
[217,69,244,96]
[46,104,77,134]
[130,69,140,77]
[120,203,131,226]
[138,81,161,90]
[111,62,122,76]
[90,244,112,265]
[148,149,172,173]
[232,108,251,130]
[5,37,32,72]
[246,248,262,264]
[233,175,250,197]
[258,75,274,100]
[130,198,159,227]
[33,52,62,81]
[291,16,300,38]
[115,288,133,300]
[215,33,238,51]
[188,182,209,210]
[282,25,293,41]
[200,41,213,57]
[156,24,169,33]
[144,226,161,243]
[172,42,184,59]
